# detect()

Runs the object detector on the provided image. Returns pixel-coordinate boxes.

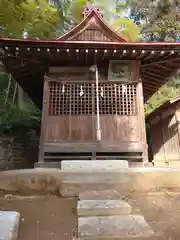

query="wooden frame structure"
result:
[147,97,180,167]
[0,7,180,163]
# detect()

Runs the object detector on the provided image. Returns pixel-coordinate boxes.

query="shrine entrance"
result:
[45,81,139,144]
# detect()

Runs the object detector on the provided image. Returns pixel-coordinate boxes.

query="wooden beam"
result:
[143,82,159,91]
[143,51,159,61]
[141,69,166,79]
[13,66,45,79]
[137,50,149,60]
[146,66,170,76]
[141,56,180,67]
[141,72,164,84]
[153,63,172,72]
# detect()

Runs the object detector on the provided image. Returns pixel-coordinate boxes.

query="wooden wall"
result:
[148,102,180,167]
[39,62,147,161]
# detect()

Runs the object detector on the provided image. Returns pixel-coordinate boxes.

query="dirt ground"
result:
[1,191,180,239]
[126,191,180,240]
[0,194,77,240]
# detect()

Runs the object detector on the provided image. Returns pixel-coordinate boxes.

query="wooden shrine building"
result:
[147,96,180,167]
[0,6,180,164]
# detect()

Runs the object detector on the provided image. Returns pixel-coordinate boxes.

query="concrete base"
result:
[61,160,129,170]
[34,160,130,170]
[34,161,61,168]
[0,211,20,240]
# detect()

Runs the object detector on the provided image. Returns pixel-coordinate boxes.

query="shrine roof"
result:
[56,7,127,42]
[146,96,180,124]
[0,7,180,107]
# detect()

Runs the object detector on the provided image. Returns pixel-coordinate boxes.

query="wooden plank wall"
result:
[150,107,180,166]
[38,62,148,160]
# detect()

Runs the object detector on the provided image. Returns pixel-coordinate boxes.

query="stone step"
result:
[61,171,132,182]
[79,190,122,200]
[0,211,20,240]
[61,181,131,197]
[77,199,131,216]
[78,215,154,239]
[76,236,162,240]
[61,160,129,171]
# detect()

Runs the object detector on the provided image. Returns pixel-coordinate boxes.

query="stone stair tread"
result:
[79,190,122,200]
[77,199,131,216]
[77,236,161,240]
[61,181,131,197]
[61,160,129,171]
[0,211,20,240]
[78,215,154,239]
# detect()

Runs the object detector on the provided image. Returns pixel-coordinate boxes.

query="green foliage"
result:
[0,0,60,39]
[0,72,41,135]
[127,0,178,41]
[145,81,180,116]
[111,18,141,41]
[60,0,141,42]
[0,99,41,135]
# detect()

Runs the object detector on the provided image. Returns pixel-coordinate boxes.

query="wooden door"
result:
[45,81,140,147]
[97,83,140,143]
[45,82,95,142]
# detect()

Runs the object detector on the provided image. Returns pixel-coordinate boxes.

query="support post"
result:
[38,75,48,163]
[136,80,148,164]
[95,65,101,141]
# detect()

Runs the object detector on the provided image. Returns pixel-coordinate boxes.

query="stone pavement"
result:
[0,160,156,239]
[62,160,155,239]
[0,211,20,240]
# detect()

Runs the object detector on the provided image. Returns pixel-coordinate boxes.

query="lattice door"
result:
[48,82,137,116]
[47,82,137,142]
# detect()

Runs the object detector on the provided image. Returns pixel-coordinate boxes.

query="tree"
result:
[111,17,141,41]
[54,0,141,41]
[0,0,60,39]
[127,0,178,41]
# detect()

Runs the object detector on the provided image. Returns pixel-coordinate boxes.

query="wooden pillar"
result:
[38,75,48,163]
[136,79,148,163]
[17,85,25,109]
[175,107,180,160]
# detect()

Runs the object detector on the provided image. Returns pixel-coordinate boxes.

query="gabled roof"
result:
[56,8,127,42]
[146,95,180,124]
[1,40,180,108]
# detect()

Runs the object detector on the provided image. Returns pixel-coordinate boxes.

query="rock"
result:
[61,160,129,171]
[0,211,20,240]
[77,199,132,216]
[78,215,154,239]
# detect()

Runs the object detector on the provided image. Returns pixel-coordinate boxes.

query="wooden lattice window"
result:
[97,84,137,115]
[48,82,137,116]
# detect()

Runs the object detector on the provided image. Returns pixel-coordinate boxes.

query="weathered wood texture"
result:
[148,100,180,166]
[44,116,139,143]
[39,62,147,160]
[72,27,113,42]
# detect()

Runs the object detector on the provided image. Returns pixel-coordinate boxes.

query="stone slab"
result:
[0,211,20,240]
[34,161,61,168]
[61,181,131,197]
[78,215,154,239]
[79,190,122,200]
[77,199,131,216]
[61,160,129,171]
[3,168,180,195]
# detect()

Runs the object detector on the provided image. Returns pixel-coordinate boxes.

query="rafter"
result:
[141,56,180,67]
[142,70,165,80]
